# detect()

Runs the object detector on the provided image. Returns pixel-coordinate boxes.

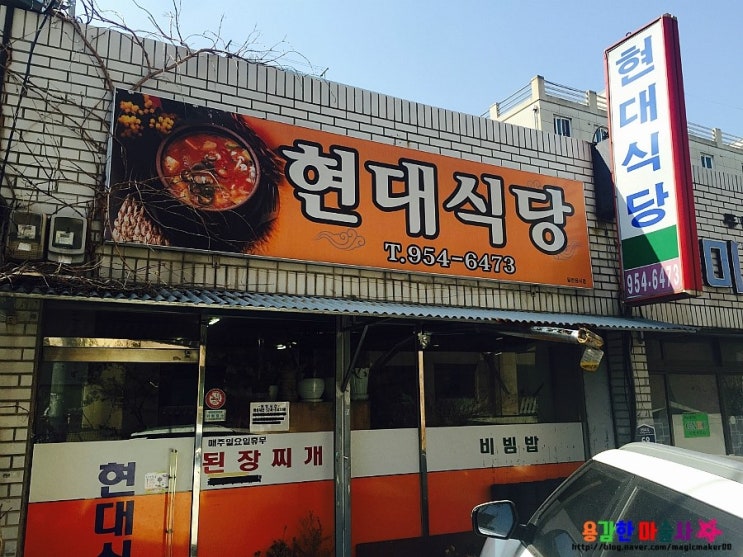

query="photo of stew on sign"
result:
[108,90,283,253]
[158,126,259,211]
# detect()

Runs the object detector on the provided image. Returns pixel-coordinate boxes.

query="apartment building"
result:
[491,74,743,174]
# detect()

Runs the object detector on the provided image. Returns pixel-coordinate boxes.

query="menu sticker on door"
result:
[250,402,289,432]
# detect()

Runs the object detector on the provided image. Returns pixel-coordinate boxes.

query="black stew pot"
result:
[140,123,275,252]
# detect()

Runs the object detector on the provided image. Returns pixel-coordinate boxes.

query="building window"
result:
[593,126,609,143]
[554,116,572,137]
[701,154,714,169]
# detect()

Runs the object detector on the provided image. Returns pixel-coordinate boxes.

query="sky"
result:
[87,0,743,138]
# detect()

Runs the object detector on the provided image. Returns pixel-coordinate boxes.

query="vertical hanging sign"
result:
[604,14,702,304]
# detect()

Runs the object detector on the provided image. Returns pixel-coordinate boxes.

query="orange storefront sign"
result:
[108,90,593,288]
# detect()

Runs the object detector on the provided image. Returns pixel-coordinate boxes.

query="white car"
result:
[472,442,743,557]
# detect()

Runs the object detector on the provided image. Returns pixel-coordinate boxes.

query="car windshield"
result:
[524,460,742,557]
[525,462,631,557]
[598,477,743,557]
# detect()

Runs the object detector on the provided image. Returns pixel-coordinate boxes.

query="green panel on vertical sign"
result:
[682,412,710,438]
[621,225,680,269]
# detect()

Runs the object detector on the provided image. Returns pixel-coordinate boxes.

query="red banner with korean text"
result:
[108,90,593,288]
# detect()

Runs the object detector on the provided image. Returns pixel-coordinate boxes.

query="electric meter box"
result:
[5,211,47,261]
[47,213,87,264]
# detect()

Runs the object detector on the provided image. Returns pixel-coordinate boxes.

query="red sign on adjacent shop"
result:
[107,89,593,289]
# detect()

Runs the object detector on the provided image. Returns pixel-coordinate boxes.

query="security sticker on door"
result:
[205,408,227,423]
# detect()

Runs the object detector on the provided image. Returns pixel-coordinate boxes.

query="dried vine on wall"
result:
[0,0,315,292]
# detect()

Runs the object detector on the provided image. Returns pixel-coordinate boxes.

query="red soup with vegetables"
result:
[160,131,258,211]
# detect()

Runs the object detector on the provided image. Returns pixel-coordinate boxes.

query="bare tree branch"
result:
[0,0,320,285]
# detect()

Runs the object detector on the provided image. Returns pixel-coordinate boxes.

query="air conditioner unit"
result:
[47,212,87,264]
[5,211,47,261]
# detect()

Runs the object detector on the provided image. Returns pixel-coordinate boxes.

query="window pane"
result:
[35,357,197,442]
[660,340,714,363]
[421,332,583,427]
[720,340,743,365]
[35,305,201,443]
[667,374,726,454]
[205,314,338,433]
[42,304,199,340]
[357,323,418,430]
[593,126,609,143]
[609,477,743,556]
[720,375,743,456]
[554,117,572,137]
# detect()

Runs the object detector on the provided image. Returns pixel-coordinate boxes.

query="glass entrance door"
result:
[26,337,200,557]
[25,306,200,557]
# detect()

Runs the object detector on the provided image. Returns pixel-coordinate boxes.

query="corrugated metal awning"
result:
[0,279,696,333]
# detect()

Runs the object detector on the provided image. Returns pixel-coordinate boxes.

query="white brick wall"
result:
[0,11,623,316]
[0,298,38,557]
[643,167,743,329]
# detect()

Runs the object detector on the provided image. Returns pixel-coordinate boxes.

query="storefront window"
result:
[35,357,198,442]
[425,344,545,427]
[352,325,584,430]
[720,375,743,455]
[354,323,418,429]
[657,339,715,364]
[648,335,743,456]
[35,307,588,442]
[34,307,343,442]
[204,314,338,432]
[721,342,743,365]
[667,374,725,453]
[35,305,200,443]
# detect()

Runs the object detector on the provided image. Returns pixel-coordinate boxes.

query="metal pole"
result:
[166,448,178,557]
[189,320,208,556]
[335,316,352,556]
[416,331,429,537]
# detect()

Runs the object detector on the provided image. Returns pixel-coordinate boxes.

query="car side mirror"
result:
[472,500,519,539]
